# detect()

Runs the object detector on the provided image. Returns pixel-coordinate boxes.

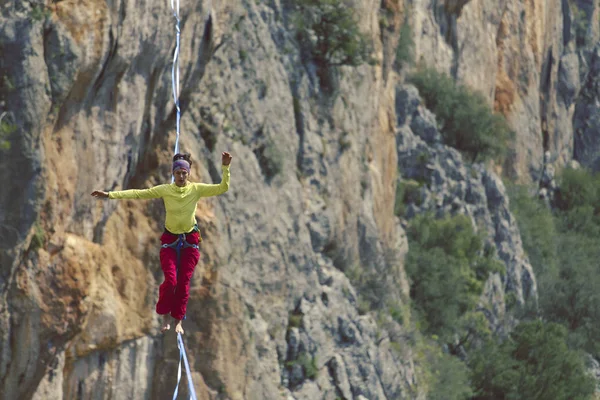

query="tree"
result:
[554,166,600,212]
[470,321,595,400]
[405,214,503,339]
[510,174,600,358]
[293,0,374,68]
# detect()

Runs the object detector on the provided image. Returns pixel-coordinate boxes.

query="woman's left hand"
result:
[222,151,232,166]
[91,190,109,198]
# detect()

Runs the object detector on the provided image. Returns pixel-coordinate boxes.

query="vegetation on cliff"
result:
[511,167,600,360]
[408,67,514,163]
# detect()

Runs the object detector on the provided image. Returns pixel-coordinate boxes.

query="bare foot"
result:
[161,315,171,333]
[175,319,184,335]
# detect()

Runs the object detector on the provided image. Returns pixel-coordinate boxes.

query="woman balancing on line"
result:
[91,151,232,334]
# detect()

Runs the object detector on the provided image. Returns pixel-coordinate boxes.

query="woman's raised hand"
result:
[222,151,233,166]
[91,190,109,198]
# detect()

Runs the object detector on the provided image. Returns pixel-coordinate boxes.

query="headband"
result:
[172,159,190,173]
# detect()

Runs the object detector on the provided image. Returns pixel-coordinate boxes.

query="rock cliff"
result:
[0,0,598,399]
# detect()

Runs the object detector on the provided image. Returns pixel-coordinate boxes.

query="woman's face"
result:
[173,168,189,187]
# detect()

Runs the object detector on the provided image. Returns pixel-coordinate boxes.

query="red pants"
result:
[156,231,200,320]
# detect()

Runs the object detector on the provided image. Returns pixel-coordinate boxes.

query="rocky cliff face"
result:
[0,0,597,399]
[412,0,600,181]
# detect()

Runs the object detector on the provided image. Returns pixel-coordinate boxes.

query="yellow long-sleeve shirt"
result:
[108,165,230,234]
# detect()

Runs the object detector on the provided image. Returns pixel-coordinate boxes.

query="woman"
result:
[91,151,232,334]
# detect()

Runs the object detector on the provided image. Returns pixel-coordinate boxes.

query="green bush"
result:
[394,179,423,216]
[509,175,600,357]
[408,67,514,162]
[571,3,590,47]
[554,166,600,212]
[287,354,318,380]
[405,214,504,339]
[0,119,15,151]
[288,313,303,329]
[30,4,51,21]
[548,232,600,356]
[300,354,318,379]
[469,320,595,400]
[420,341,473,400]
[507,185,558,280]
[293,0,374,68]
[395,20,414,68]
[28,222,45,252]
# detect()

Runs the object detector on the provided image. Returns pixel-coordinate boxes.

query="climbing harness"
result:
[168,0,199,398]
[161,232,200,266]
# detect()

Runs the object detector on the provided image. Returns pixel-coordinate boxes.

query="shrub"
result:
[28,222,45,251]
[508,185,558,278]
[288,313,303,329]
[405,214,503,339]
[571,3,590,47]
[548,232,600,357]
[395,20,414,68]
[30,4,51,22]
[554,166,600,212]
[300,354,318,379]
[420,340,473,400]
[509,177,600,357]
[0,119,15,151]
[286,354,318,380]
[394,179,423,216]
[469,321,595,400]
[293,0,374,68]
[408,67,513,162]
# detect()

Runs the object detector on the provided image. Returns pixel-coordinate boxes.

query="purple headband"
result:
[172,159,190,173]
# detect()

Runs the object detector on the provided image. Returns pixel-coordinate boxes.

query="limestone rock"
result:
[395,86,537,330]
[4,0,598,397]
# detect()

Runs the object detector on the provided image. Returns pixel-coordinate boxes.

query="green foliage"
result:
[344,263,388,310]
[0,119,15,151]
[554,166,600,212]
[545,232,600,356]
[469,321,596,400]
[394,179,423,216]
[408,67,514,162]
[395,21,414,68]
[571,2,590,47]
[2,75,15,92]
[300,354,318,379]
[508,185,558,279]
[405,214,504,339]
[287,354,318,380]
[357,295,371,315]
[28,222,45,251]
[293,0,374,68]
[509,171,600,358]
[388,302,408,326]
[419,340,473,400]
[30,4,51,21]
[288,313,303,329]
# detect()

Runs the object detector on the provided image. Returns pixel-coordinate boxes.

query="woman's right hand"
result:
[91,190,109,198]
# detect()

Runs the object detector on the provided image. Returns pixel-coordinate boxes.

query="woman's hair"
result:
[173,153,193,167]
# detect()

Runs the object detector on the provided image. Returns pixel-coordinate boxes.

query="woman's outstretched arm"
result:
[91,190,109,198]
[195,152,232,198]
[91,185,167,200]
